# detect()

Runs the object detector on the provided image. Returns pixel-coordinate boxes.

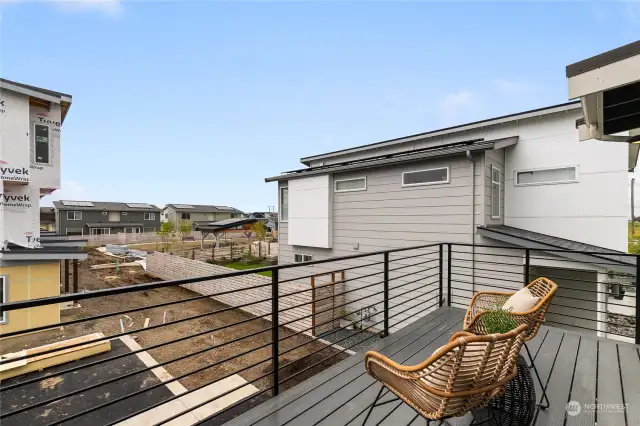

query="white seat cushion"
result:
[502,287,540,312]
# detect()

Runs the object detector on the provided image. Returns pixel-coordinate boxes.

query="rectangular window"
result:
[34,124,50,164]
[280,187,289,222]
[294,254,313,263]
[402,167,449,187]
[0,275,7,324]
[66,228,83,236]
[491,166,501,219]
[181,213,191,220]
[67,211,82,220]
[335,177,367,193]
[515,166,578,186]
[144,212,155,220]
[143,227,156,233]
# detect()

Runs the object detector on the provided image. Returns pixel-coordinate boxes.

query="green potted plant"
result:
[482,308,519,334]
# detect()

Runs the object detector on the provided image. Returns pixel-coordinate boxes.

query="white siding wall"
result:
[504,108,628,251]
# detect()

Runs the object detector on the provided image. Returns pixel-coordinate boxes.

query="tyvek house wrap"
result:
[0,182,40,249]
[0,88,30,184]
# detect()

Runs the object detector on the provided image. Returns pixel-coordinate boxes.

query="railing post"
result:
[383,252,390,337]
[447,244,452,307]
[438,244,443,307]
[524,249,530,287]
[271,268,280,396]
[631,255,640,345]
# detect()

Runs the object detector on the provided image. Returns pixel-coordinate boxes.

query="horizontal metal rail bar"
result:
[162,300,440,426]
[448,279,634,308]
[451,270,524,285]
[388,257,439,273]
[451,254,638,271]
[278,266,439,318]
[0,295,277,368]
[279,295,441,382]
[276,259,383,285]
[0,243,441,312]
[450,242,638,258]
[543,319,635,339]
[44,335,278,426]
[278,284,439,353]
[1,323,275,418]
[451,263,638,288]
[276,268,386,300]
[129,296,442,426]
[448,286,635,319]
[278,273,439,336]
[0,303,274,392]
[109,360,277,426]
[388,249,440,263]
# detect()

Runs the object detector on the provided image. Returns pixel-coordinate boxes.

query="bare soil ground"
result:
[3,250,349,393]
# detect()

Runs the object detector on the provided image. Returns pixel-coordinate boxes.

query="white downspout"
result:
[466,150,475,293]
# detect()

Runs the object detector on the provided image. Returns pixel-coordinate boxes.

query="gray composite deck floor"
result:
[223,306,640,426]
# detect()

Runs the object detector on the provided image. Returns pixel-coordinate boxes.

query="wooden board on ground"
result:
[90,262,142,270]
[0,333,111,380]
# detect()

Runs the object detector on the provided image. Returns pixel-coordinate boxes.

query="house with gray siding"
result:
[53,200,161,236]
[162,204,243,230]
[267,101,637,341]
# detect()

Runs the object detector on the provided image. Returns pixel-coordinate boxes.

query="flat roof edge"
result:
[566,40,640,78]
[300,101,581,164]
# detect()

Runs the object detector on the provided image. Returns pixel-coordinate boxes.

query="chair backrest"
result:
[366,324,529,419]
[523,277,558,338]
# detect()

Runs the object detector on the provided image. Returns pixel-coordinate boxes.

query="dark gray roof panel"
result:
[53,201,161,212]
[566,40,640,78]
[477,225,634,267]
[165,204,243,214]
[266,138,496,182]
[194,218,257,232]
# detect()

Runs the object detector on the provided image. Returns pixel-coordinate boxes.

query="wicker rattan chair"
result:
[463,277,558,409]
[363,324,529,425]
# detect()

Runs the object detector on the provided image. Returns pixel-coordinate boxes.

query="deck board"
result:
[597,340,626,425]
[223,307,640,426]
[565,337,597,426]
[534,332,580,426]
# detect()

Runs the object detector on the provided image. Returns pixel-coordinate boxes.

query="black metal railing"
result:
[0,242,637,425]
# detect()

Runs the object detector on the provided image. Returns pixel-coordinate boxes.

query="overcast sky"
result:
[0,1,638,213]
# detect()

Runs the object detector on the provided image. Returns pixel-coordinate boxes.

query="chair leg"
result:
[524,342,550,410]
[363,385,385,426]
[469,406,497,425]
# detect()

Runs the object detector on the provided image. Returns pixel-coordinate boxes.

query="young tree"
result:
[178,220,192,248]
[253,221,267,241]
[157,221,176,251]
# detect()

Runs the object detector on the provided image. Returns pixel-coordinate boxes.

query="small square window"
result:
[294,254,312,263]
[335,177,367,193]
[144,212,156,220]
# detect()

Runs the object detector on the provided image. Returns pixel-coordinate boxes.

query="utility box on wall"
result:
[0,90,31,184]
[288,174,332,248]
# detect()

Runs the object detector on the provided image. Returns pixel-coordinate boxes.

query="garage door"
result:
[529,266,598,335]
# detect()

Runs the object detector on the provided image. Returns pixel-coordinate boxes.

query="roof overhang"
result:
[300,103,579,166]
[567,41,640,143]
[194,218,257,233]
[266,137,516,183]
[0,78,72,123]
[477,226,635,275]
[0,248,87,261]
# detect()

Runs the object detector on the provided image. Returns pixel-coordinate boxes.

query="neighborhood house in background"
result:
[52,200,161,236]
[162,203,244,230]
[0,78,87,335]
[269,100,636,341]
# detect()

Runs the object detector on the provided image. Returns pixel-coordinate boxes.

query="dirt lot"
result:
[3,250,348,393]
